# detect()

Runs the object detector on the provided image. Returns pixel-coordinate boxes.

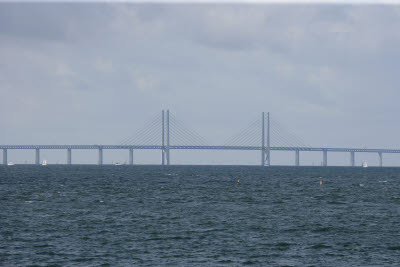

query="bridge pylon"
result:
[166,109,170,165]
[161,109,170,165]
[261,112,271,166]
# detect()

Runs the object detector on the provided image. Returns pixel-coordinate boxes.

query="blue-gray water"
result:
[1,165,399,266]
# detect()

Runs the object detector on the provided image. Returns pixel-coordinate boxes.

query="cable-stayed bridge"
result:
[1,110,398,166]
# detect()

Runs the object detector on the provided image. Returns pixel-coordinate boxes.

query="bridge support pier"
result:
[98,148,103,165]
[323,149,327,167]
[129,149,133,165]
[350,151,355,167]
[3,149,7,165]
[35,148,40,165]
[67,149,72,165]
[378,152,383,167]
[295,150,299,166]
[162,110,165,166]
[266,112,270,166]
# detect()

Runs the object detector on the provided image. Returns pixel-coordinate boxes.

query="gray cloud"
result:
[1,3,400,165]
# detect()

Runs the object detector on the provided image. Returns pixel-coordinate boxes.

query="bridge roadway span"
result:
[1,145,400,153]
[0,144,396,167]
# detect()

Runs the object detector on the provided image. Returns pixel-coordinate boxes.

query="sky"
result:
[1,3,400,166]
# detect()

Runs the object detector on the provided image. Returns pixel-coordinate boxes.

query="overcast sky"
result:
[1,3,400,165]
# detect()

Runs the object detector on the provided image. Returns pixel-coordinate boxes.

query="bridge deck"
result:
[1,145,400,153]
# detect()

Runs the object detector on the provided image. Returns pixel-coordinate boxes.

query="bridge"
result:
[1,110,397,166]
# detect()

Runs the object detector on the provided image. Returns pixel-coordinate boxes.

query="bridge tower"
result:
[261,112,271,166]
[166,109,170,165]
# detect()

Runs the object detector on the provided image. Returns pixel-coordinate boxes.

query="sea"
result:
[0,165,399,266]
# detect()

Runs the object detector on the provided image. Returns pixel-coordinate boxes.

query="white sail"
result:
[362,160,368,168]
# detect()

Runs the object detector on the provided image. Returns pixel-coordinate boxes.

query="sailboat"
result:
[362,160,368,168]
[41,160,48,166]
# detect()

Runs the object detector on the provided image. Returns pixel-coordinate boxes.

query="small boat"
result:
[114,162,122,166]
[362,160,368,168]
[42,160,47,166]
[7,162,15,166]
